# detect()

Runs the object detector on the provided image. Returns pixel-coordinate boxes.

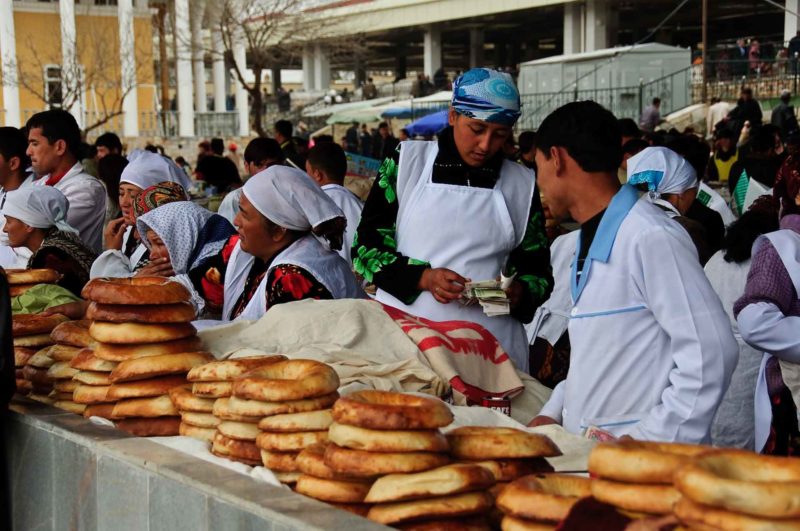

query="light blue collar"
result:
[571,185,639,302]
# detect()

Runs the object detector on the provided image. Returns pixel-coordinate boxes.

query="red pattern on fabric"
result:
[221,235,239,262]
[273,267,315,300]
[380,303,510,365]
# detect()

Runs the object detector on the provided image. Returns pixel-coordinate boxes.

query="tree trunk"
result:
[251,67,266,137]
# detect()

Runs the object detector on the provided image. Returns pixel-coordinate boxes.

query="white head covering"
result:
[242,165,344,231]
[3,186,77,234]
[627,146,698,199]
[120,149,193,192]
[137,201,236,274]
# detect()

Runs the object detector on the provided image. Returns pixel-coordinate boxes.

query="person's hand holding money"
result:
[419,268,468,304]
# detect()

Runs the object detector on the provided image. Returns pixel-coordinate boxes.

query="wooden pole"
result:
[701,0,708,103]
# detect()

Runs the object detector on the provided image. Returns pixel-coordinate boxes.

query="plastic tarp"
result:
[302,96,395,118]
[405,110,449,137]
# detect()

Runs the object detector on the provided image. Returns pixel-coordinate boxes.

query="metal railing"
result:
[195,111,239,138]
[518,67,691,131]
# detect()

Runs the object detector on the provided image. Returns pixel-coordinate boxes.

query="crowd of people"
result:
[1,66,799,457]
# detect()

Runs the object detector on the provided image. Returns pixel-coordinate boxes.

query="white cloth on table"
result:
[704,251,759,449]
[321,183,363,267]
[32,162,106,252]
[538,186,737,443]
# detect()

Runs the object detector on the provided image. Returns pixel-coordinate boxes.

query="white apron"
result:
[753,229,800,452]
[375,141,535,371]
[223,234,364,321]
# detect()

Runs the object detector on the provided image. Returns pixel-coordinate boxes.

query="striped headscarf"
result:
[451,68,521,126]
[133,181,188,218]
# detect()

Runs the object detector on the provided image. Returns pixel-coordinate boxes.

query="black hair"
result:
[518,131,536,154]
[144,144,159,153]
[652,97,661,105]
[95,132,122,153]
[715,127,736,140]
[97,154,128,213]
[378,122,389,130]
[664,134,711,177]
[622,138,649,156]
[210,137,225,155]
[723,207,779,263]
[274,120,293,139]
[244,137,284,165]
[25,109,82,160]
[313,134,334,144]
[0,126,31,169]
[618,118,642,139]
[195,155,242,190]
[741,87,753,96]
[306,142,347,184]
[749,125,778,154]
[536,101,622,172]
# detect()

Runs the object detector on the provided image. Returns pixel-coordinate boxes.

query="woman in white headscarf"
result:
[627,146,712,263]
[91,150,192,279]
[136,201,236,317]
[3,187,97,295]
[192,165,364,322]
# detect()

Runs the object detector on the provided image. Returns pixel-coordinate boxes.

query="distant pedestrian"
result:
[639,97,662,133]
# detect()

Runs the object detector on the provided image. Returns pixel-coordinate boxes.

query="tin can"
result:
[481,396,511,416]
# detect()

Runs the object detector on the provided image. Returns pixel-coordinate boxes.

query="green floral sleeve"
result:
[353,148,430,304]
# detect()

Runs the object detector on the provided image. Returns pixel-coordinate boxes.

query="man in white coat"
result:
[26,110,106,252]
[530,101,737,443]
[305,142,363,267]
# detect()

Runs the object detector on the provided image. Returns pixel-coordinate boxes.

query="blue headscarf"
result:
[451,68,521,126]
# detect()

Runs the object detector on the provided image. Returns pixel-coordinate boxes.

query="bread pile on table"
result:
[81,277,211,436]
[12,313,69,403]
[234,359,339,482]
[587,440,705,518]
[495,473,592,530]
[673,449,800,529]
[294,390,452,519]
[183,356,287,462]
[47,320,90,413]
[6,268,60,297]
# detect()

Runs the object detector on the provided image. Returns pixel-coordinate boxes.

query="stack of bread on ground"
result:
[181,356,288,459]
[227,359,339,482]
[81,277,211,436]
[6,268,60,298]
[12,313,69,403]
[48,320,93,414]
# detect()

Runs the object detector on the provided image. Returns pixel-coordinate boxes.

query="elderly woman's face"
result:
[146,230,170,264]
[119,183,142,225]
[3,216,34,248]
[234,194,272,257]
[449,109,512,168]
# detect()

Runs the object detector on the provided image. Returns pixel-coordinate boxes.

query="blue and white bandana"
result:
[451,68,521,126]
[627,146,698,199]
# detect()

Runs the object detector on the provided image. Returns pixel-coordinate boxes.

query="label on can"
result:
[481,396,511,416]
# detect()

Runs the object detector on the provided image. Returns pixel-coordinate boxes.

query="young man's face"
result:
[449,110,512,168]
[534,148,568,221]
[27,127,65,175]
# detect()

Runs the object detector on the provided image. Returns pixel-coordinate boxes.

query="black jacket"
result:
[0,271,14,407]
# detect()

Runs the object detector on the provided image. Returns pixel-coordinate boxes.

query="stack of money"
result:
[462,280,509,317]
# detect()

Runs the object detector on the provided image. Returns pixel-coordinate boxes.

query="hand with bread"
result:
[104,218,128,251]
[135,257,175,278]
[528,415,558,428]
[418,267,469,304]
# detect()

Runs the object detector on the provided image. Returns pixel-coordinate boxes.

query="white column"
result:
[302,47,315,91]
[233,38,249,136]
[786,0,800,43]
[423,25,441,79]
[59,0,82,128]
[563,2,583,55]
[118,0,139,137]
[0,0,21,127]
[174,0,195,137]
[469,28,484,69]
[190,0,207,113]
[207,0,226,112]
[313,44,330,91]
[585,0,609,52]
